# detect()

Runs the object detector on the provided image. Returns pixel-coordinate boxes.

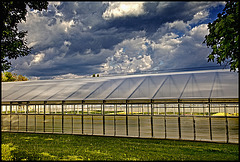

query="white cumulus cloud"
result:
[102,2,145,20]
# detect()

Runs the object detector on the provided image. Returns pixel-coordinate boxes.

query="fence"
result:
[1,102,239,143]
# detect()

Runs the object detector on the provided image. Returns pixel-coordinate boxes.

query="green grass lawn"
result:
[1,132,239,161]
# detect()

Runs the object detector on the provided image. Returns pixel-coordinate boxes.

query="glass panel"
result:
[128,116,138,137]
[153,104,165,115]
[63,115,72,134]
[2,82,21,99]
[86,79,124,100]
[228,118,239,143]
[36,115,44,132]
[28,105,35,114]
[54,115,62,133]
[195,117,210,141]
[165,117,179,139]
[45,115,53,133]
[152,116,165,138]
[51,105,62,114]
[66,82,103,100]
[105,116,114,136]
[166,104,178,116]
[73,116,81,134]
[115,116,126,136]
[83,116,92,135]
[74,105,82,114]
[127,104,151,115]
[154,74,188,99]
[116,104,126,115]
[48,83,82,101]
[89,104,102,115]
[211,104,225,116]
[1,115,10,131]
[93,116,103,135]
[64,105,75,114]
[19,115,26,131]
[11,105,18,114]
[140,116,151,138]
[211,118,226,142]
[3,86,35,101]
[16,85,51,101]
[104,104,115,115]
[27,115,35,132]
[226,104,238,116]
[181,72,214,99]
[129,75,166,99]
[211,71,238,98]
[107,77,144,100]
[181,117,194,140]
[11,115,19,131]
[31,83,66,101]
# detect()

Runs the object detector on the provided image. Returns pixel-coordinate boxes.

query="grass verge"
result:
[1,132,239,161]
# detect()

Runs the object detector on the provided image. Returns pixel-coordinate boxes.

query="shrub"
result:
[1,143,16,161]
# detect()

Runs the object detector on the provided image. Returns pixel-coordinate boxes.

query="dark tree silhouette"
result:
[203,1,239,72]
[0,1,48,71]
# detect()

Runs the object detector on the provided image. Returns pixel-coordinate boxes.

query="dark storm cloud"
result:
[12,1,225,79]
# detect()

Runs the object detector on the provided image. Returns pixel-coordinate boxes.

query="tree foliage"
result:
[2,72,28,82]
[203,1,239,72]
[0,1,48,71]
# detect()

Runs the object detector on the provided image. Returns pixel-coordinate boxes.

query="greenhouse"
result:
[1,69,239,143]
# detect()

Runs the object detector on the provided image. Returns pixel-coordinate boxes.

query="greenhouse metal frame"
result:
[1,69,239,143]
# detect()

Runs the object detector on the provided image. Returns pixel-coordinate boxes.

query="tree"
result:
[1,72,28,82]
[203,1,239,72]
[0,1,48,71]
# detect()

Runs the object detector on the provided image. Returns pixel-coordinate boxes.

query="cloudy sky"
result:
[11,1,226,80]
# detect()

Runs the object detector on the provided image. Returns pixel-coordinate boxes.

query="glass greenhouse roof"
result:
[1,69,238,103]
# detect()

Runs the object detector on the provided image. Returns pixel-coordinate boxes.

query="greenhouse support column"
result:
[92,112,94,135]
[103,102,105,135]
[44,101,46,132]
[193,116,196,141]
[62,101,65,134]
[126,102,128,136]
[114,104,116,136]
[10,102,12,131]
[35,105,37,133]
[82,102,84,134]
[26,102,29,132]
[151,101,153,137]
[52,105,54,133]
[138,115,140,137]
[178,101,181,140]
[17,105,19,132]
[164,104,167,139]
[208,101,212,141]
[224,104,229,143]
